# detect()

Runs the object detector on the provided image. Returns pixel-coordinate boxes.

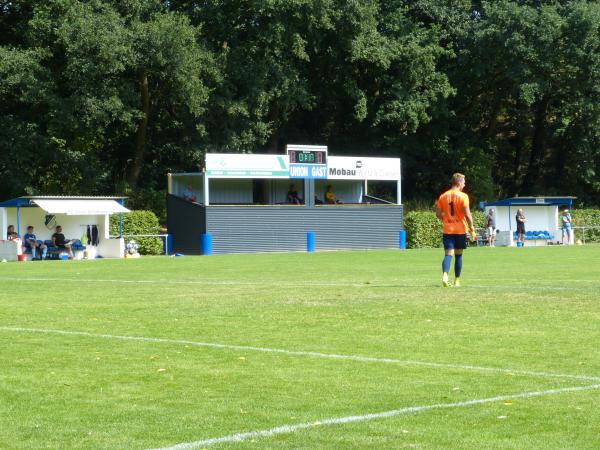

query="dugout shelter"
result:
[0,196,130,261]
[167,146,404,254]
[482,196,576,246]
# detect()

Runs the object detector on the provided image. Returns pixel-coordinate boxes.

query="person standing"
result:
[486,209,497,247]
[561,209,572,245]
[516,209,526,245]
[436,173,476,287]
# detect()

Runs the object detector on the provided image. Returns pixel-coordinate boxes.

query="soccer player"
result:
[436,173,476,287]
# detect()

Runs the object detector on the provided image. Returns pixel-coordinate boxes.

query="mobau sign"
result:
[327,156,401,181]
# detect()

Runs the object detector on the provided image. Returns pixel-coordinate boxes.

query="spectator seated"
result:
[22,239,44,255]
[43,239,87,259]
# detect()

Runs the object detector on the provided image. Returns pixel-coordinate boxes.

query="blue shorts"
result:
[443,234,467,250]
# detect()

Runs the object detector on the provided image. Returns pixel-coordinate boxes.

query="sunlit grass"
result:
[1,245,599,449]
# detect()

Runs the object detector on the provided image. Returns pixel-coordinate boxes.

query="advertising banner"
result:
[206,154,289,178]
[289,164,328,179]
[327,156,401,180]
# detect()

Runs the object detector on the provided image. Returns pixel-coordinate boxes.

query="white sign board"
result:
[327,156,401,181]
[206,153,289,178]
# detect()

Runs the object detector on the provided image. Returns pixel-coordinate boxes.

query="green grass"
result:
[1,245,600,449]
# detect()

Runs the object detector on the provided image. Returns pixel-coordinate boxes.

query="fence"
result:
[572,226,600,245]
[110,234,171,255]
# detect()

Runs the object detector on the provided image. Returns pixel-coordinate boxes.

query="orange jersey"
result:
[437,189,470,234]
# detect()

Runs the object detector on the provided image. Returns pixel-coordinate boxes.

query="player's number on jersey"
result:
[449,201,455,217]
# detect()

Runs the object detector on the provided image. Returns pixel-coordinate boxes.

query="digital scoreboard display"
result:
[288,150,327,165]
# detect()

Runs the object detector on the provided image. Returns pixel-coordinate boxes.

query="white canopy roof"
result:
[32,199,130,215]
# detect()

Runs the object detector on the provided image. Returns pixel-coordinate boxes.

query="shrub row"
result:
[572,209,600,243]
[405,208,600,248]
[404,210,486,249]
[109,210,163,255]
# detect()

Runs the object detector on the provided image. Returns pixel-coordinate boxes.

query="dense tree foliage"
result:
[2,0,600,210]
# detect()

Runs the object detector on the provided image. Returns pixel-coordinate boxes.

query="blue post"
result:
[307,231,316,252]
[201,233,213,256]
[399,230,407,250]
[16,207,21,235]
[165,234,173,255]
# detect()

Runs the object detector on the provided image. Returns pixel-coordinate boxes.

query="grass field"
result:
[1,245,600,449]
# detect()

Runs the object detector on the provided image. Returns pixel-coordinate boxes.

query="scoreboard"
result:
[288,149,327,165]
[286,145,328,179]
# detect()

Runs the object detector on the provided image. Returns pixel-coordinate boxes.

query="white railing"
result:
[571,226,600,245]
[110,234,170,255]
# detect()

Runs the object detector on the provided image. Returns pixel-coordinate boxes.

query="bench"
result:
[23,240,86,260]
[513,231,555,246]
[45,239,86,259]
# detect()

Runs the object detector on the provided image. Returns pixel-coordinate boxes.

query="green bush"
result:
[404,210,486,249]
[405,211,441,248]
[572,209,600,243]
[109,210,163,255]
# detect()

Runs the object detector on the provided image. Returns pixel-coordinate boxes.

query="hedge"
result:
[572,209,600,243]
[109,210,163,255]
[405,210,486,249]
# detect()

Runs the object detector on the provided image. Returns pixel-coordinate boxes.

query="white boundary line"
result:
[150,383,600,450]
[1,327,599,382]
[0,276,598,291]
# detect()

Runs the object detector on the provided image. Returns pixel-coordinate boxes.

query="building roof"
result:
[0,196,127,210]
[483,196,576,207]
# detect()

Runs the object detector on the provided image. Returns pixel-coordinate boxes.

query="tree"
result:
[0,0,213,198]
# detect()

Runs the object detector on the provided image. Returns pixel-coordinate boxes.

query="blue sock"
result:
[442,255,452,274]
[454,254,463,278]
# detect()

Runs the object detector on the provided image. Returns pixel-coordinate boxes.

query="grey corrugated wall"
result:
[205,205,403,254]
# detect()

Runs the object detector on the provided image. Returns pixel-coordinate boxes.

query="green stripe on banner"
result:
[277,156,286,169]
[206,170,289,177]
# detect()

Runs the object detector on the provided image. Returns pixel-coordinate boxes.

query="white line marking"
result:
[149,383,600,449]
[0,276,598,291]
[1,327,599,382]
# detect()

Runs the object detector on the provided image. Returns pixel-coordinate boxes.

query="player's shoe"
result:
[454,277,461,287]
[442,272,450,288]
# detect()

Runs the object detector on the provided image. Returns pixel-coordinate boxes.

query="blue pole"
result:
[399,230,407,250]
[16,206,21,235]
[201,233,213,256]
[307,231,316,252]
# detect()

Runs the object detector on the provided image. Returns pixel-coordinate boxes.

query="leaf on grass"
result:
[157,368,167,372]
